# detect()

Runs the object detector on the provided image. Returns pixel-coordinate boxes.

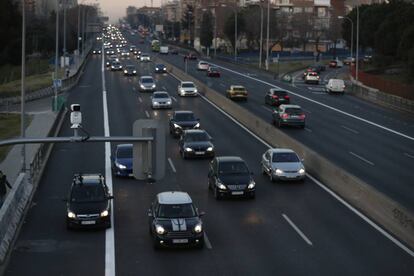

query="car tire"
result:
[269,173,275,183]
[181,150,186,159]
[261,165,267,175]
[278,120,283,128]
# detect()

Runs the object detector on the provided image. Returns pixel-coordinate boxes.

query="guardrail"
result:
[160,57,414,251]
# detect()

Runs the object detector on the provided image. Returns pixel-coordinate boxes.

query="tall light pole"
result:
[54,0,60,112]
[355,4,360,81]
[77,3,82,61]
[265,0,270,70]
[234,8,237,62]
[259,3,264,68]
[63,0,67,72]
[214,4,218,58]
[338,16,353,60]
[20,0,26,172]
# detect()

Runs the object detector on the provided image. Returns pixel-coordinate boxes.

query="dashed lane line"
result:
[282,214,313,246]
[349,151,375,166]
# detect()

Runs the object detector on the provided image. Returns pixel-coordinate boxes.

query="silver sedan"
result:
[151,91,172,109]
[261,148,305,182]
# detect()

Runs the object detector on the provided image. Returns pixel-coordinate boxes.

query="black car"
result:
[65,174,113,229]
[111,61,123,71]
[154,64,167,73]
[208,156,255,199]
[169,111,200,137]
[179,130,215,159]
[264,88,290,106]
[111,144,133,177]
[272,104,306,128]
[123,65,137,76]
[93,49,101,54]
[148,191,205,249]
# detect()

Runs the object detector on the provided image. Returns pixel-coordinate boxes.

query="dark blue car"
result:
[112,144,133,177]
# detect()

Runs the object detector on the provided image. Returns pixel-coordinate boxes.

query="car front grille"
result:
[227,184,247,190]
[77,214,100,219]
[166,231,193,238]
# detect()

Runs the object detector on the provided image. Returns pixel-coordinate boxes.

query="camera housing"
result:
[70,104,82,128]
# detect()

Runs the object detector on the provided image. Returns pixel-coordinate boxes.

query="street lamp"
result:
[265,0,270,70]
[356,4,360,81]
[248,2,264,68]
[338,16,354,62]
[20,0,26,172]
[54,0,60,113]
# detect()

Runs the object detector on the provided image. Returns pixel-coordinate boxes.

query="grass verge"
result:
[0,72,53,98]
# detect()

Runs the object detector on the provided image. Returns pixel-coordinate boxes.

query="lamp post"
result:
[20,0,26,172]
[222,2,238,62]
[265,0,270,70]
[355,4,359,81]
[54,0,60,112]
[63,0,67,72]
[338,16,353,62]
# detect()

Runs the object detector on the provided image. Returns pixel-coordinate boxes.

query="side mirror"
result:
[199,211,206,217]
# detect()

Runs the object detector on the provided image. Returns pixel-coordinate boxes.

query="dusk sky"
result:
[99,0,161,23]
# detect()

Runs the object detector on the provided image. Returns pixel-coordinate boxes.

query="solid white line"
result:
[204,232,213,249]
[145,110,150,118]
[404,152,414,159]
[282,214,313,246]
[341,125,359,134]
[349,151,375,166]
[162,86,167,90]
[132,87,136,91]
[208,61,414,142]
[304,127,312,133]
[138,97,143,103]
[102,48,116,276]
[307,174,414,257]
[219,83,226,87]
[168,71,414,257]
[167,157,176,173]
[171,96,178,102]
[261,106,273,113]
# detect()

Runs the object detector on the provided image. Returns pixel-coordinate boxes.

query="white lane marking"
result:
[204,232,213,249]
[301,108,312,114]
[132,87,136,91]
[307,174,414,258]
[171,96,178,102]
[168,71,414,258]
[341,125,359,134]
[219,83,226,87]
[168,157,176,173]
[208,61,414,142]
[102,47,116,276]
[403,152,414,159]
[304,127,312,133]
[145,110,150,118]
[349,152,375,166]
[262,106,273,112]
[282,214,313,246]
[138,97,143,103]
[162,86,167,90]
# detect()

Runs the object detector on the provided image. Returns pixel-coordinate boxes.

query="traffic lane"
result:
[147,73,413,274]
[5,56,106,275]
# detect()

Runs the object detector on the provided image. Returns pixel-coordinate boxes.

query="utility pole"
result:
[77,3,81,66]
[54,0,60,112]
[234,4,237,62]
[265,0,270,70]
[63,0,67,73]
[214,1,218,58]
[355,4,359,81]
[20,0,26,172]
[259,3,264,68]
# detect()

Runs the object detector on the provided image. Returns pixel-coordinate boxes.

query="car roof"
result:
[269,88,287,93]
[174,110,193,115]
[73,174,104,185]
[116,143,132,149]
[280,104,301,109]
[269,148,296,154]
[181,81,194,84]
[216,156,244,163]
[231,85,245,89]
[140,76,153,79]
[157,191,192,205]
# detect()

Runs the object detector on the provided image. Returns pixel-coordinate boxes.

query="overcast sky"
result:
[99,0,161,23]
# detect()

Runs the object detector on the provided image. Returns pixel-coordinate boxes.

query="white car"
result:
[139,76,156,92]
[261,148,305,182]
[326,79,346,94]
[151,91,172,109]
[197,61,209,71]
[304,72,320,84]
[178,81,198,97]
[140,53,150,62]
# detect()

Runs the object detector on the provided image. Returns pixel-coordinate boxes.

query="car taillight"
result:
[282,113,289,119]
[284,95,289,99]
[299,114,306,120]
[272,95,279,99]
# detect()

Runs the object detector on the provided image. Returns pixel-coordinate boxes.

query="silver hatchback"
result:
[139,76,156,92]
[151,91,172,109]
[261,148,305,182]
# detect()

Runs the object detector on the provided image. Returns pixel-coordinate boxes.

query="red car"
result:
[185,53,197,60]
[329,60,338,68]
[207,67,220,77]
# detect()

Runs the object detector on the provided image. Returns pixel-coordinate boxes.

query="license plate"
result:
[81,220,96,225]
[195,151,205,155]
[128,173,133,177]
[172,239,188,244]
[232,191,244,195]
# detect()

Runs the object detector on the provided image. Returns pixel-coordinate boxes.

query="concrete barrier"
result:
[162,58,414,251]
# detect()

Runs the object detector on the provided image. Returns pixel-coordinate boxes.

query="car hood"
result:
[68,201,109,215]
[141,82,155,87]
[116,158,132,169]
[181,87,196,91]
[175,121,198,128]
[183,141,212,149]
[218,174,251,186]
[155,217,201,232]
[152,98,171,103]
[271,162,302,171]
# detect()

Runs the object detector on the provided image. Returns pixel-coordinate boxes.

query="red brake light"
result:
[282,113,289,119]
[284,95,290,99]
[299,114,306,120]
[272,95,279,99]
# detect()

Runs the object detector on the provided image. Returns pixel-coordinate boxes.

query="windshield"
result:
[153,93,169,99]
[117,146,132,159]
[218,161,249,175]
[175,113,195,121]
[156,64,165,68]
[272,152,300,163]
[142,78,153,83]
[271,90,287,96]
[70,184,106,203]
[182,83,195,88]
[157,203,196,218]
[185,132,208,142]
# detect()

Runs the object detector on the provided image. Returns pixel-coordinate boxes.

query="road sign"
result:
[53,79,62,88]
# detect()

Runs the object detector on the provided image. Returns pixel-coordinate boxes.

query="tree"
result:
[181,5,195,45]
[200,11,213,52]
[291,12,313,51]
[0,0,22,65]
[224,12,246,52]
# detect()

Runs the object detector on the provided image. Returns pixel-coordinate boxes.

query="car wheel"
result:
[181,150,186,159]
[269,173,275,183]
[278,120,283,128]
[261,165,267,175]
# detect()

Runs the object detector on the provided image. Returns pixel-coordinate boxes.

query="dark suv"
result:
[272,104,306,128]
[65,174,113,229]
[148,191,205,249]
[179,130,215,159]
[169,111,200,137]
[208,156,256,199]
[264,88,290,106]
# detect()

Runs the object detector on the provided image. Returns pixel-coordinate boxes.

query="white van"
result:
[326,79,346,94]
[160,46,169,54]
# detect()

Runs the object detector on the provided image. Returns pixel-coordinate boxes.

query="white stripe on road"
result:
[208,61,414,142]
[282,214,313,246]
[219,83,226,87]
[145,110,150,118]
[138,97,143,103]
[168,157,176,173]
[204,232,213,249]
[261,106,273,113]
[304,127,312,133]
[349,151,375,166]
[171,96,178,102]
[341,125,359,134]
[403,152,414,159]
[102,48,116,276]
[168,71,414,257]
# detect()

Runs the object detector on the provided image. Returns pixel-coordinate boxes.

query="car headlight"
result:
[206,147,214,152]
[173,123,181,129]
[124,70,128,73]
[194,223,203,233]
[248,180,256,189]
[151,84,156,88]
[111,66,115,68]
[133,70,136,74]
[155,68,159,71]
[194,123,200,128]
[166,101,172,105]
[155,225,165,235]
[275,169,283,175]
[180,89,185,93]
[299,168,305,174]
[140,84,145,89]
[100,210,109,217]
[218,183,227,190]
[115,162,126,169]
[194,89,198,93]
[185,147,193,152]
[67,211,76,218]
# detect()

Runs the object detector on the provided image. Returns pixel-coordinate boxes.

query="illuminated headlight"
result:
[180,89,185,93]
[151,84,156,88]
[206,147,214,152]
[194,123,200,128]
[298,168,305,174]
[155,68,159,71]
[185,147,193,152]
[140,84,145,89]
[106,62,110,65]
[111,66,115,69]
[194,89,198,93]
[67,211,76,218]
[100,210,109,217]
[120,66,123,69]
[217,183,227,190]
[163,67,166,71]
[194,223,203,233]
[115,162,126,169]
[173,123,181,129]
[275,169,283,175]
[124,70,128,73]
[166,101,172,105]
[248,180,256,189]
[133,70,136,74]
[155,225,165,235]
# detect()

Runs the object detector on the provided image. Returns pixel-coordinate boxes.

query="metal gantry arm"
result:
[0,137,154,147]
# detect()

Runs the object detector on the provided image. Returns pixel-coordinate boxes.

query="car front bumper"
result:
[154,232,204,248]
[152,102,172,109]
[217,188,255,198]
[179,91,198,96]
[67,216,110,229]
[183,150,215,158]
[272,172,305,181]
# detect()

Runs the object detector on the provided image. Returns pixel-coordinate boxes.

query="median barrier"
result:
[163,59,414,251]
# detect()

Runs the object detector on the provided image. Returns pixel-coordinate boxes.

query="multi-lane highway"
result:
[4,32,414,275]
